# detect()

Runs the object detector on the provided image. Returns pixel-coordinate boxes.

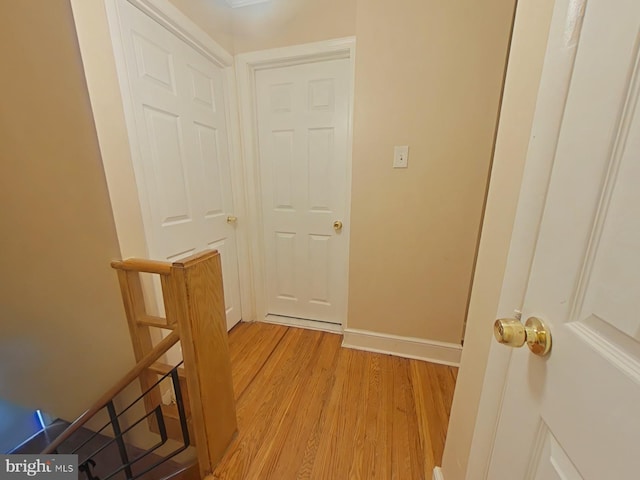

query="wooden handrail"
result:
[111,258,172,275]
[42,330,180,454]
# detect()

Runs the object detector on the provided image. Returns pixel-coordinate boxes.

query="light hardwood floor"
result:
[213,321,458,479]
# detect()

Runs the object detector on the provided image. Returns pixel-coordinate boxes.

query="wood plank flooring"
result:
[214,322,458,480]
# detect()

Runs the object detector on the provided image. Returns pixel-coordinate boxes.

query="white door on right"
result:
[255,59,351,325]
[489,0,640,478]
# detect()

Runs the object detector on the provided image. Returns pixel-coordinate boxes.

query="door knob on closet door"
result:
[226,215,238,224]
[333,220,343,231]
[493,317,552,356]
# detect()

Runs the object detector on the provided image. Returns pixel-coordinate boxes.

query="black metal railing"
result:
[56,363,190,480]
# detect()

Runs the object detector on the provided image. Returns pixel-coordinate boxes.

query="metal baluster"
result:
[106,401,133,479]
[171,370,190,446]
[79,459,100,480]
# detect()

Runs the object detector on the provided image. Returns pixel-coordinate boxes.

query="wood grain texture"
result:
[163,461,200,480]
[111,258,172,275]
[114,269,164,437]
[213,322,458,479]
[227,321,289,399]
[171,251,237,476]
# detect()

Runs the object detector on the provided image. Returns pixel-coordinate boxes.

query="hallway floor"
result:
[214,321,457,479]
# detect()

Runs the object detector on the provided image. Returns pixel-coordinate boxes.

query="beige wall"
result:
[440,0,557,478]
[70,0,150,262]
[0,0,133,421]
[347,0,516,342]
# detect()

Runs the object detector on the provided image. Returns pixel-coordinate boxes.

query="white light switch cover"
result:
[393,145,409,168]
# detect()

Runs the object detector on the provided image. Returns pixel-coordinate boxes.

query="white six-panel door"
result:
[255,59,350,324]
[112,0,242,329]
[488,0,640,478]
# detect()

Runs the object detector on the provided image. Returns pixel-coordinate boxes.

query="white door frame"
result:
[439,0,586,478]
[235,38,356,329]
[72,0,254,322]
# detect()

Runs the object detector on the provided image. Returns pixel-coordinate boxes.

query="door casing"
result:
[235,38,356,330]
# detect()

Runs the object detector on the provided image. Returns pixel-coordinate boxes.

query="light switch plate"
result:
[393,145,409,168]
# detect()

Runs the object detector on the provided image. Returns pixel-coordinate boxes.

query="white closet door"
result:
[113,0,241,328]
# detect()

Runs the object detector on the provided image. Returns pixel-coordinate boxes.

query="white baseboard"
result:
[433,466,445,480]
[262,314,343,334]
[342,328,462,367]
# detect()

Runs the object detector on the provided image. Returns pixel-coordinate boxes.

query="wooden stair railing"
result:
[44,250,237,480]
[111,250,237,478]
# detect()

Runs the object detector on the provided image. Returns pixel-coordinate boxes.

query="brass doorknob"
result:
[333,220,343,231]
[226,215,238,224]
[493,316,552,356]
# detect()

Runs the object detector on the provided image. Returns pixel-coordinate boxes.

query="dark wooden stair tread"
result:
[9,419,70,455]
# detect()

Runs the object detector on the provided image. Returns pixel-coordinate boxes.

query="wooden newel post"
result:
[170,250,237,477]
